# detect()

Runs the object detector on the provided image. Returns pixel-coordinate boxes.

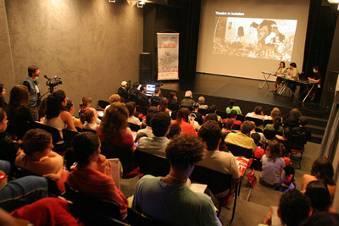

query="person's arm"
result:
[59,111,77,131]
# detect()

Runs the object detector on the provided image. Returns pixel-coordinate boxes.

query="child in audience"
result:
[280,165,296,192]
[80,107,100,131]
[251,132,265,160]
[79,96,93,115]
[305,180,332,213]
[260,140,285,189]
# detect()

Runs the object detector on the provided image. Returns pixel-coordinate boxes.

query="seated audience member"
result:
[197,121,240,182]
[79,96,93,116]
[207,105,222,122]
[167,91,179,112]
[260,140,285,188]
[159,97,171,115]
[80,107,100,131]
[53,90,77,131]
[117,80,129,102]
[167,123,181,139]
[197,96,208,110]
[251,133,265,160]
[6,85,34,139]
[246,105,265,120]
[300,212,339,226]
[275,190,311,226]
[190,103,204,125]
[67,132,128,220]
[104,94,121,111]
[65,98,83,129]
[136,106,158,140]
[137,112,171,158]
[225,100,242,115]
[265,107,281,121]
[222,118,234,135]
[264,117,284,136]
[225,120,256,152]
[175,107,197,136]
[0,161,48,211]
[284,108,302,128]
[305,180,332,213]
[150,88,162,107]
[0,108,18,165]
[180,90,195,110]
[0,83,7,110]
[126,101,141,126]
[301,157,336,198]
[15,129,67,191]
[133,135,222,226]
[11,197,81,226]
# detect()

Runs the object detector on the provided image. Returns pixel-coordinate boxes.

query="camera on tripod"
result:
[44,75,63,93]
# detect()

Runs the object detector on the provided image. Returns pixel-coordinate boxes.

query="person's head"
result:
[205,113,219,123]
[9,85,29,109]
[27,65,40,79]
[81,97,92,107]
[208,105,217,114]
[52,89,67,109]
[101,102,129,137]
[251,132,261,146]
[184,90,193,98]
[270,107,281,120]
[64,98,74,114]
[279,61,286,68]
[198,120,221,151]
[223,118,234,130]
[145,106,158,126]
[169,91,177,100]
[72,132,101,167]
[22,129,53,158]
[305,180,332,212]
[177,107,190,122]
[254,106,264,115]
[198,96,206,105]
[0,108,8,133]
[290,62,297,68]
[80,107,96,124]
[311,157,335,185]
[288,108,302,123]
[0,83,5,97]
[240,121,255,135]
[167,123,181,139]
[121,81,128,88]
[150,112,171,137]
[278,190,311,226]
[125,101,136,117]
[108,94,121,104]
[160,97,169,112]
[273,117,282,130]
[266,140,282,160]
[45,94,61,119]
[166,135,204,176]
[300,212,339,226]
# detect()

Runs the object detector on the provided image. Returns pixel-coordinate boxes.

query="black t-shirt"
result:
[7,105,34,139]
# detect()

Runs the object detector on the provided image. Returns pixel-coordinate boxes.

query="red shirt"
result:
[179,120,197,137]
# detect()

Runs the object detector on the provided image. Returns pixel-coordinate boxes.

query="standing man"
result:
[23,65,41,120]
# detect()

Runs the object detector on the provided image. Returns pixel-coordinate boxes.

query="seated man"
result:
[137,112,171,158]
[197,121,240,183]
[133,135,222,226]
[225,120,256,153]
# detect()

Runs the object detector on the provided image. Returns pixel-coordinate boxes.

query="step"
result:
[303,116,328,127]
[309,134,322,144]
[305,124,325,135]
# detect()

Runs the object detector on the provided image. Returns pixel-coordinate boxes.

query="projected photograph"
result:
[213,17,298,61]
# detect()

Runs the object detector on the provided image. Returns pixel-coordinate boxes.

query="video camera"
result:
[44,75,63,93]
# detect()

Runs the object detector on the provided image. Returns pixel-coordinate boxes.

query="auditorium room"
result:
[1,0,339,225]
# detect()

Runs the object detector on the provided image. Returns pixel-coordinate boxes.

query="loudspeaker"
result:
[139,52,153,83]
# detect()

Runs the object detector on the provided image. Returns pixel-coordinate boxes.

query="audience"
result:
[64,98,83,129]
[6,85,34,139]
[80,107,100,131]
[198,96,208,110]
[79,96,93,116]
[15,129,67,192]
[246,105,266,120]
[126,101,141,126]
[180,90,195,109]
[137,112,171,158]
[197,121,240,182]
[136,106,158,139]
[175,107,197,136]
[0,108,18,165]
[264,117,284,136]
[67,132,128,220]
[133,135,222,226]
[225,120,256,152]
[305,180,332,213]
[300,212,339,226]
[225,100,242,115]
[301,157,336,198]
[167,91,179,112]
[0,83,7,110]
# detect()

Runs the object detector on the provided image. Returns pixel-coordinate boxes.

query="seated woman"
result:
[305,180,333,213]
[225,100,242,115]
[301,157,336,198]
[67,132,128,220]
[97,102,136,175]
[246,105,266,120]
[174,107,197,136]
[6,85,34,139]
[274,61,287,92]
[0,108,18,166]
[0,83,7,110]
[15,129,67,192]
[260,140,285,189]
[264,117,284,137]
[126,101,141,126]
[65,98,83,129]
[80,107,100,131]
[286,62,300,96]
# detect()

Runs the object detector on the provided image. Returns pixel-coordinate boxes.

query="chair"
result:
[244,116,264,127]
[135,150,170,177]
[128,123,141,132]
[29,121,63,145]
[263,119,273,127]
[64,184,127,226]
[226,143,253,159]
[190,166,237,224]
[62,129,79,148]
[97,100,110,109]
[263,129,277,140]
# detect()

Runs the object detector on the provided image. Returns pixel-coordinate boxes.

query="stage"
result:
[162,73,328,116]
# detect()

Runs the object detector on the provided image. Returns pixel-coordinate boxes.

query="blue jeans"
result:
[0,160,11,175]
[0,176,48,211]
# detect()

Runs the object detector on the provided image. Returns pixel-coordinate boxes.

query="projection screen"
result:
[196,0,310,80]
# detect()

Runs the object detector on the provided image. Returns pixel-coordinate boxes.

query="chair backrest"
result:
[97,100,110,109]
[62,129,79,148]
[226,143,253,159]
[263,129,277,140]
[190,165,233,195]
[135,150,170,177]
[29,121,63,145]
[245,116,264,127]
[263,119,273,127]
[128,123,141,132]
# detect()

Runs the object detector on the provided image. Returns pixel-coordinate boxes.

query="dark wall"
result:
[142,0,201,86]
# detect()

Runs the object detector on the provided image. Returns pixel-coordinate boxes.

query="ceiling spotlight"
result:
[328,0,339,3]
